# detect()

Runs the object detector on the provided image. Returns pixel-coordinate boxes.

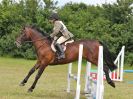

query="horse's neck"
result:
[30,30,42,41]
[30,30,49,49]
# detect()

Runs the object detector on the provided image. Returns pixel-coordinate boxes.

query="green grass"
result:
[0,57,133,99]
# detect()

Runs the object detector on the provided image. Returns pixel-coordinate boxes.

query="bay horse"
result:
[15,26,117,92]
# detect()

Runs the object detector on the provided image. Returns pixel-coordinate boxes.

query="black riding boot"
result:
[55,43,65,59]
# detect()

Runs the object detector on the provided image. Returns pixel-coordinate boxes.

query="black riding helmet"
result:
[49,12,59,20]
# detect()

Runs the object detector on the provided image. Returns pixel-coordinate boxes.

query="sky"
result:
[56,0,117,6]
[0,0,117,6]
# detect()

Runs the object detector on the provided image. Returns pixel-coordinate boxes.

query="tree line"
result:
[0,0,132,65]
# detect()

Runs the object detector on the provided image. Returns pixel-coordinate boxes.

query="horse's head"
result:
[15,26,31,48]
[15,25,52,48]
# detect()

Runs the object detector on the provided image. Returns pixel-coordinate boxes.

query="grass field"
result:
[0,57,133,99]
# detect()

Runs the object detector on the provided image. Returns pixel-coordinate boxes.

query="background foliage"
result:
[0,0,132,64]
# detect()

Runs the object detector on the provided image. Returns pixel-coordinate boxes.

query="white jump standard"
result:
[67,44,104,99]
[110,46,125,81]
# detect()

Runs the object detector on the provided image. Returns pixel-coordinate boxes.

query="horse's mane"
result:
[29,25,49,37]
[25,25,52,42]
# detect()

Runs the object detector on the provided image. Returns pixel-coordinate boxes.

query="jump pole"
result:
[110,46,125,81]
[75,44,83,99]
[84,62,91,93]
[67,45,104,99]
[96,46,104,99]
[84,46,104,99]
[66,44,83,99]
[67,63,72,93]
[84,46,125,82]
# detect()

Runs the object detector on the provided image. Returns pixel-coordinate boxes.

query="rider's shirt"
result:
[50,21,74,39]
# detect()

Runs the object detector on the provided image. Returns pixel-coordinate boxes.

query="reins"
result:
[16,27,52,51]
[25,36,51,51]
[25,37,47,43]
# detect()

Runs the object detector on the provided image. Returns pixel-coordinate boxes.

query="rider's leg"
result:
[55,43,65,59]
[55,36,68,59]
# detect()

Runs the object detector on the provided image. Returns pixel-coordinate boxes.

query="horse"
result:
[15,25,117,92]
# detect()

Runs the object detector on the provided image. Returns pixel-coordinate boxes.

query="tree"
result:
[103,0,133,24]
[0,0,132,64]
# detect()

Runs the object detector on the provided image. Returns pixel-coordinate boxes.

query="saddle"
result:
[51,39,74,52]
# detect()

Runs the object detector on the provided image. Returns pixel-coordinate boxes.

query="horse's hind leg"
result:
[19,62,40,86]
[104,65,115,88]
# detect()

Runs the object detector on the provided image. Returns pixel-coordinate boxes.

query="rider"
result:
[49,12,74,59]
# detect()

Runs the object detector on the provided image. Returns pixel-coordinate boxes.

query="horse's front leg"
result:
[103,65,115,88]
[19,62,40,86]
[28,64,47,92]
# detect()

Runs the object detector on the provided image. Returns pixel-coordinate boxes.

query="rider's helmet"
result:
[49,12,59,20]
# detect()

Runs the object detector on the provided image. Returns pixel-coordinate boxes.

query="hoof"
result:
[28,88,33,93]
[19,83,25,86]
[108,81,115,88]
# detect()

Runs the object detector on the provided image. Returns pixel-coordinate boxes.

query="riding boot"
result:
[55,43,65,59]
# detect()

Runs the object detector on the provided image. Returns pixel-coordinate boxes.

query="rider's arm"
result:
[50,21,62,38]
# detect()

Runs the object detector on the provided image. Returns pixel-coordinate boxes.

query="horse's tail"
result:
[99,41,117,71]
